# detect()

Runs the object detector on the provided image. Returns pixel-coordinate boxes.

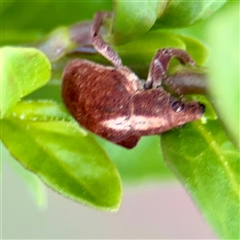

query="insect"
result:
[62,12,205,149]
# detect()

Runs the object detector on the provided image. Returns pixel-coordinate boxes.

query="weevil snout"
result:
[185,101,205,120]
[189,102,205,118]
[198,103,205,115]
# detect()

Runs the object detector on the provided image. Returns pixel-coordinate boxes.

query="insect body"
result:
[62,12,205,148]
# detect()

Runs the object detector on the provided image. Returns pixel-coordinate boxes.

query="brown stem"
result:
[168,68,208,95]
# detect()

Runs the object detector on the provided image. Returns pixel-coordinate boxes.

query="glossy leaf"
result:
[112,0,226,44]
[156,1,227,28]
[207,2,239,148]
[1,101,122,211]
[0,47,51,118]
[161,116,240,239]
[114,30,209,78]
[112,0,161,44]
[116,30,209,64]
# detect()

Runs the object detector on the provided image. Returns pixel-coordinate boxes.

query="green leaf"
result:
[161,117,240,239]
[0,47,51,118]
[1,101,122,211]
[112,0,161,44]
[111,1,226,44]
[95,135,174,184]
[114,30,209,78]
[207,2,239,148]
[155,1,227,28]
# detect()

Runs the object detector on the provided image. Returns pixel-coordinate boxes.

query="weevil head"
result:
[167,96,205,128]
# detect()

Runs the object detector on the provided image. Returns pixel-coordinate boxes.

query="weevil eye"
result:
[172,101,184,112]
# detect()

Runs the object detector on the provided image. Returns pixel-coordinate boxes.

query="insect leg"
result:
[145,48,196,90]
[91,12,123,68]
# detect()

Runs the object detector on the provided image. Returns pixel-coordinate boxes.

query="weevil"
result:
[62,12,205,149]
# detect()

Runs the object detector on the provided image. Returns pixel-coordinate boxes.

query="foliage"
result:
[1,1,239,238]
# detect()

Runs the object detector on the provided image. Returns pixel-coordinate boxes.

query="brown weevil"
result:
[62,12,205,149]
